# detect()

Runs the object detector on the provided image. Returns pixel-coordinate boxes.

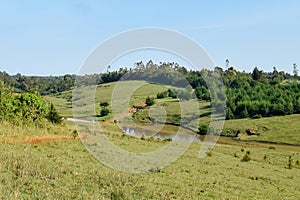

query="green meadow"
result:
[0,121,299,199]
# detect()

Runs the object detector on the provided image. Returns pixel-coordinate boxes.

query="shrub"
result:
[198,124,208,135]
[167,88,177,98]
[226,108,235,120]
[15,93,49,124]
[47,103,62,124]
[288,155,293,169]
[221,129,238,137]
[156,91,167,99]
[0,85,55,125]
[263,154,267,161]
[145,96,154,106]
[100,102,109,107]
[269,146,276,150]
[195,86,210,101]
[207,151,213,157]
[72,130,78,139]
[163,138,172,142]
[241,151,251,162]
[100,108,110,117]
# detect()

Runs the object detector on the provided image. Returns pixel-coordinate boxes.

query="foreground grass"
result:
[0,120,75,143]
[0,122,299,199]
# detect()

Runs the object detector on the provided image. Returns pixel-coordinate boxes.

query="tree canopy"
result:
[1,61,300,121]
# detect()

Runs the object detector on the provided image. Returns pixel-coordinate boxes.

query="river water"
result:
[67,118,96,123]
[67,118,201,142]
[123,127,201,142]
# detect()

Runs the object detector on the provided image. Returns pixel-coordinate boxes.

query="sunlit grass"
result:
[0,122,299,199]
[224,114,300,144]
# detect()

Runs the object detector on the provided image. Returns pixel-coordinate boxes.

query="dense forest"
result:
[1,61,300,121]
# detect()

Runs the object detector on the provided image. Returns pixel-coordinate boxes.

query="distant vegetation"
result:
[0,71,76,95]
[1,60,300,121]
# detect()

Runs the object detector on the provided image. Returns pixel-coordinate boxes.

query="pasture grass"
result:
[224,114,300,145]
[0,121,299,199]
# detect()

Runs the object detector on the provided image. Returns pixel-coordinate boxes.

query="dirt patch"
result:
[0,135,73,144]
[22,136,72,144]
[99,101,146,125]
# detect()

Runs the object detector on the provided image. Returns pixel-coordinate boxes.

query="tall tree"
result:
[252,67,263,81]
[225,59,230,69]
[293,63,298,78]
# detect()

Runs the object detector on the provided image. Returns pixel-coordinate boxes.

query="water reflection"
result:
[123,127,201,143]
[67,117,96,123]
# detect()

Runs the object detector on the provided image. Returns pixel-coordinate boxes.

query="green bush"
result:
[226,108,235,120]
[288,155,293,169]
[198,125,208,135]
[263,154,267,161]
[195,86,210,101]
[207,151,213,157]
[269,146,276,150]
[241,151,251,162]
[72,130,78,139]
[100,108,110,117]
[46,103,62,124]
[100,102,109,107]
[156,91,168,99]
[221,129,238,137]
[163,138,172,142]
[167,88,177,98]
[145,96,155,106]
[0,83,61,125]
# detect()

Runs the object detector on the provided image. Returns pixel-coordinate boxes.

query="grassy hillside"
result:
[0,123,299,199]
[46,81,300,145]
[45,81,167,117]
[44,95,73,117]
[224,114,300,144]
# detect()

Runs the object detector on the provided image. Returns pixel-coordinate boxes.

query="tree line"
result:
[1,60,299,120]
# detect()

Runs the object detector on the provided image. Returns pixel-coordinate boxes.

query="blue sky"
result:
[0,0,299,75]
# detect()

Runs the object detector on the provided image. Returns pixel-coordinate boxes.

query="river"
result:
[123,127,201,142]
[67,117,201,142]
